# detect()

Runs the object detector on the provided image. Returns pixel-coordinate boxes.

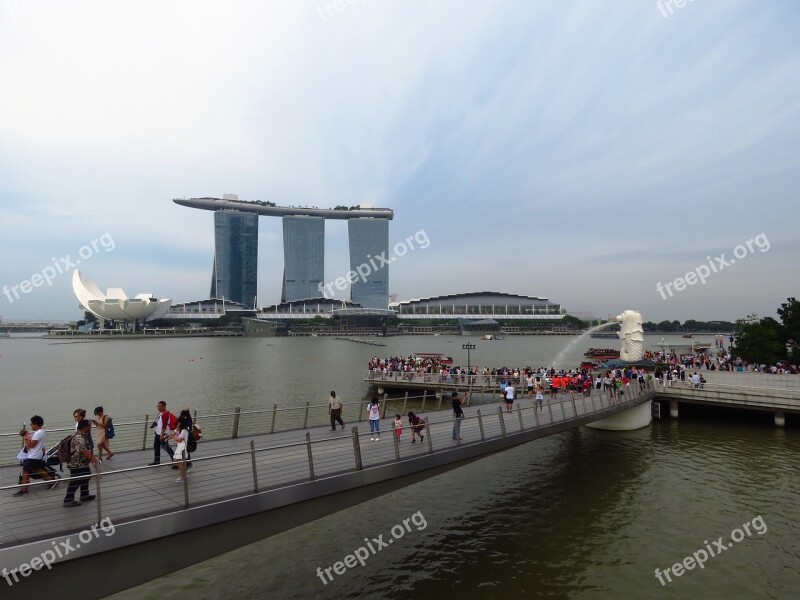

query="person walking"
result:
[63,419,98,507]
[149,401,176,465]
[393,414,403,441]
[177,408,194,469]
[408,411,425,444]
[367,398,381,441]
[535,384,544,412]
[15,415,58,496]
[504,382,515,412]
[328,391,345,431]
[92,406,114,461]
[452,392,464,441]
[169,421,190,483]
[73,409,95,456]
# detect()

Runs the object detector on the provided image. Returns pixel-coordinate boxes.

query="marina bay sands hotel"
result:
[173,195,394,309]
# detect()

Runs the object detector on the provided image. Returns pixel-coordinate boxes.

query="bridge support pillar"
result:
[774,411,785,427]
[670,400,679,419]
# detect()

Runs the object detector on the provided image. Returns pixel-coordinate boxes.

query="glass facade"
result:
[210,210,259,308]
[282,216,325,302]
[348,218,389,309]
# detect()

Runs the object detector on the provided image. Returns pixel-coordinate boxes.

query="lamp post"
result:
[462,342,476,372]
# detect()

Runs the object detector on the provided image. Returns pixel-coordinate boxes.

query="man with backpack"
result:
[63,419,98,507]
[149,401,177,465]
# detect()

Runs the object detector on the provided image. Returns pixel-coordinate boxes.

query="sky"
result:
[0,0,798,323]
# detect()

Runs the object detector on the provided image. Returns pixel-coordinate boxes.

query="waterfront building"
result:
[282,216,324,303]
[391,292,565,332]
[210,208,259,308]
[348,218,390,309]
[72,270,171,323]
[174,196,393,308]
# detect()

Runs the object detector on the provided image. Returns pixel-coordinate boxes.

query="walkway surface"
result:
[0,386,652,551]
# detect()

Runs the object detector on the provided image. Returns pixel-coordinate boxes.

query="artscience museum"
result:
[72,270,171,323]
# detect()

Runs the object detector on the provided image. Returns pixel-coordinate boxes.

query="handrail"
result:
[0,384,655,506]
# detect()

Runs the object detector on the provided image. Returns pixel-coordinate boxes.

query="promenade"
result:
[0,384,655,598]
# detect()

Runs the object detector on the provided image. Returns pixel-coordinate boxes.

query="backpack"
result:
[187,425,202,453]
[163,411,178,432]
[57,434,76,470]
[105,417,115,439]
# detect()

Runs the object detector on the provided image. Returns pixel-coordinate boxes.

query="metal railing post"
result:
[250,440,259,493]
[437,390,443,410]
[477,408,486,441]
[533,401,540,426]
[393,427,401,460]
[181,450,189,509]
[381,394,388,419]
[95,461,102,524]
[402,392,408,416]
[517,404,524,431]
[303,401,310,429]
[547,398,554,424]
[270,403,278,433]
[421,390,427,412]
[305,432,315,480]
[497,406,507,436]
[591,393,597,412]
[571,396,578,418]
[352,427,363,470]
[142,413,149,450]
[466,386,473,407]
[561,400,568,421]
[424,418,433,453]
[232,406,241,439]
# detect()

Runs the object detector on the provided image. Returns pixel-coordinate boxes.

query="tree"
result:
[733,314,783,365]
[562,315,585,330]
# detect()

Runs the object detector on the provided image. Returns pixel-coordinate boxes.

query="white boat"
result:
[1,329,10,338]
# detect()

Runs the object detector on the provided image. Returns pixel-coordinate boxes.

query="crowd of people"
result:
[13,401,200,504]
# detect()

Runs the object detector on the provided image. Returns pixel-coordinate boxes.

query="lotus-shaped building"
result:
[72,270,171,322]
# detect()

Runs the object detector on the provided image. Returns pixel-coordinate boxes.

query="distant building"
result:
[390,292,565,320]
[348,218,389,309]
[174,196,393,309]
[73,271,171,323]
[282,216,324,303]
[210,209,259,308]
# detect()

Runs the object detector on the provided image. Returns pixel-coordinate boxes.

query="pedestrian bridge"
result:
[0,382,655,597]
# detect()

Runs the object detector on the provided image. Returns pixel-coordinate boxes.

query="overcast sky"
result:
[1,0,798,323]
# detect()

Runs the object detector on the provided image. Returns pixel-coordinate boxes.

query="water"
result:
[551,321,616,368]
[3,334,797,599]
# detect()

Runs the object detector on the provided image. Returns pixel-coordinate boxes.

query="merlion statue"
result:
[614,310,644,362]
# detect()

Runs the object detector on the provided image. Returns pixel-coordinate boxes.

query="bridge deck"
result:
[0,385,651,552]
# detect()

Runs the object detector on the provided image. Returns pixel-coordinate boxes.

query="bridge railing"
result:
[0,378,649,465]
[0,382,655,544]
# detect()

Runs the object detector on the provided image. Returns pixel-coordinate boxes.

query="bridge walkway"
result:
[0,383,654,556]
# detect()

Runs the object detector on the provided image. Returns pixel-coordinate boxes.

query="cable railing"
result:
[0,380,655,464]
[0,381,656,544]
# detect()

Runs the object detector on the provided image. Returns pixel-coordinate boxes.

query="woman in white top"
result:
[170,423,190,482]
[367,399,381,441]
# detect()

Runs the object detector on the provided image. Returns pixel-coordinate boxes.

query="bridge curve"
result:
[0,384,653,596]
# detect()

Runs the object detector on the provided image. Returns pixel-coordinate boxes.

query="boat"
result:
[584,348,621,360]
[482,334,504,341]
[1,329,9,338]
[682,334,694,339]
